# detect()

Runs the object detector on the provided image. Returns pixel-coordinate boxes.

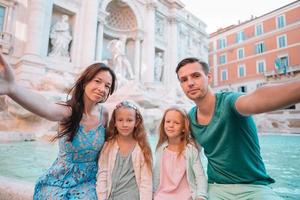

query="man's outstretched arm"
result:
[235,80,300,116]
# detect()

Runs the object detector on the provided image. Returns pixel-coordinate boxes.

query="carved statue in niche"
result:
[155,15,164,38]
[106,39,134,81]
[154,52,164,82]
[49,15,72,61]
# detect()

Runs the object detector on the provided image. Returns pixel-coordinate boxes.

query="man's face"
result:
[177,62,211,101]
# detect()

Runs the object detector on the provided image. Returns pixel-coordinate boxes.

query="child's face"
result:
[115,107,137,137]
[164,110,184,141]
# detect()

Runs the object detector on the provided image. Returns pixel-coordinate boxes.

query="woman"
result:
[0,53,116,199]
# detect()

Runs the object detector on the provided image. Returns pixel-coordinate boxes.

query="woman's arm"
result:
[0,54,71,121]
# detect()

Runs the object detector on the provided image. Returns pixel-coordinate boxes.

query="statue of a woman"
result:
[49,15,72,61]
[107,39,134,80]
[154,52,164,82]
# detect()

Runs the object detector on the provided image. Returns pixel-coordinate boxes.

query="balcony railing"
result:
[0,32,12,54]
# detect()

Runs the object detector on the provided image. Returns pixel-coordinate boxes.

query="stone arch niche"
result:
[106,0,137,31]
[100,0,143,80]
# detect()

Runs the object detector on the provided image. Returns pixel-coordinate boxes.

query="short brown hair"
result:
[176,57,209,76]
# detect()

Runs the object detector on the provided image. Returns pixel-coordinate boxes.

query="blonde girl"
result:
[96,100,152,200]
[153,106,207,200]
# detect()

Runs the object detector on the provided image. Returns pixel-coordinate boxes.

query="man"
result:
[176,57,300,200]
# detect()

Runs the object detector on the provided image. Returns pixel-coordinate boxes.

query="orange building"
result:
[209,0,300,101]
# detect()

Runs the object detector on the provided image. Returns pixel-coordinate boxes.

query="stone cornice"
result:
[104,25,143,40]
[146,1,158,10]
[160,0,184,10]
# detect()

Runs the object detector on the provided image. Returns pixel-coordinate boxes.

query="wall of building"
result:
[209,1,300,93]
[208,0,300,133]
[0,0,208,136]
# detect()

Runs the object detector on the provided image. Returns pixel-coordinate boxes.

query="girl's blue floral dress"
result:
[33,116,105,200]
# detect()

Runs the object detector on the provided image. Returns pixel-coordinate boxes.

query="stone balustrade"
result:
[0,32,12,54]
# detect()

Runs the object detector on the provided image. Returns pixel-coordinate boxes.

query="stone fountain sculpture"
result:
[48,15,72,62]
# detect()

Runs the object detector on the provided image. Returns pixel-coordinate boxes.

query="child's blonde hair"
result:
[106,100,152,171]
[156,106,195,157]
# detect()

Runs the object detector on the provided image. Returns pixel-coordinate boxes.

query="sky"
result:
[181,0,296,33]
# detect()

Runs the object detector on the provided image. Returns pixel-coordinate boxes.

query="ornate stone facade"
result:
[0,0,208,138]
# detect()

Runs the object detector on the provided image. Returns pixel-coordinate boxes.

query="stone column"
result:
[81,0,99,65]
[95,21,104,61]
[95,10,108,61]
[24,0,48,58]
[165,1,184,88]
[166,15,179,87]
[133,32,143,81]
[141,2,156,83]
[16,0,49,86]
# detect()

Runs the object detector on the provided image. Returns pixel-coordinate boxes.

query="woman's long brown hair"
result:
[156,106,195,157]
[52,63,116,142]
[106,101,153,171]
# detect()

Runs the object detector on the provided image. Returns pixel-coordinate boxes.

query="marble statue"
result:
[106,39,134,81]
[154,52,164,82]
[155,15,164,38]
[49,15,72,61]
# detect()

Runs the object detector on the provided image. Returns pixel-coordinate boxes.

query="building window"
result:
[256,60,265,74]
[237,48,244,59]
[218,38,226,49]
[219,54,226,64]
[238,64,246,78]
[277,35,287,48]
[255,24,263,36]
[275,55,289,73]
[257,82,266,88]
[277,15,285,29]
[255,42,265,54]
[236,31,245,43]
[238,86,247,93]
[0,5,5,31]
[221,69,228,81]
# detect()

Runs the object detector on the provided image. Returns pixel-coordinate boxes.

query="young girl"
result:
[0,53,116,199]
[96,100,153,200]
[153,106,208,200]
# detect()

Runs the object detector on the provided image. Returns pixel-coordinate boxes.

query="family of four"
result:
[0,53,299,200]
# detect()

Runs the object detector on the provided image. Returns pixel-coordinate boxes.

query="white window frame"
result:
[255,23,264,36]
[256,60,266,74]
[237,64,246,78]
[236,31,245,43]
[221,69,228,81]
[219,53,227,65]
[255,41,265,54]
[276,14,286,29]
[237,48,245,60]
[277,34,287,49]
[218,37,227,49]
